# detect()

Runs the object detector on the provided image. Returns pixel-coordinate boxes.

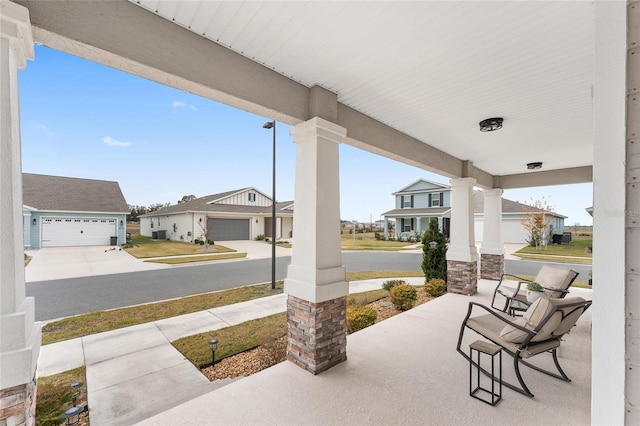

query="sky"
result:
[18,45,594,226]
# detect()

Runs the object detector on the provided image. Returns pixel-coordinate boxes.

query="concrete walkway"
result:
[37,277,424,426]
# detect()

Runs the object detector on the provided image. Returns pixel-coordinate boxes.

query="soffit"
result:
[130,1,595,177]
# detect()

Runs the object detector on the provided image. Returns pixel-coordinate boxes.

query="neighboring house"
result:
[473,192,566,244]
[22,173,129,248]
[139,187,294,242]
[382,179,566,244]
[381,179,452,240]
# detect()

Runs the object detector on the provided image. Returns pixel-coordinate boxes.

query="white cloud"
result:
[34,123,54,136]
[102,136,132,147]
[171,100,198,111]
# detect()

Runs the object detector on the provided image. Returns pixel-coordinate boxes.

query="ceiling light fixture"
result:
[479,117,503,132]
[527,162,543,170]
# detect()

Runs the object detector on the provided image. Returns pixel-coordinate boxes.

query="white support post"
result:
[446,177,478,295]
[284,117,348,374]
[0,1,40,424]
[480,188,505,280]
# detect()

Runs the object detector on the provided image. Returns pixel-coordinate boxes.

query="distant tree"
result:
[147,202,170,212]
[178,194,197,204]
[421,218,448,282]
[127,205,148,222]
[520,197,554,250]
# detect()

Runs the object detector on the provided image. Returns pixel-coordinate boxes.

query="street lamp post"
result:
[263,120,276,290]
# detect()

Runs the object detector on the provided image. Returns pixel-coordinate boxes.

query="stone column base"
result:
[0,376,36,426]
[480,254,505,281]
[286,295,347,374]
[447,260,478,295]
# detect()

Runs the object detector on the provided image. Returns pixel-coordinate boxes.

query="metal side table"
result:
[469,339,502,406]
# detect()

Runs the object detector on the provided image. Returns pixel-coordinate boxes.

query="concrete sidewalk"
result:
[37,277,425,426]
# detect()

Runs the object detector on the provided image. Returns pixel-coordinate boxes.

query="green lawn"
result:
[341,236,417,250]
[515,237,592,258]
[144,252,247,264]
[125,235,235,258]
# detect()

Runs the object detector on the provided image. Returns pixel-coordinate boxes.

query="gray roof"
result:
[473,191,566,218]
[141,188,294,217]
[23,173,129,213]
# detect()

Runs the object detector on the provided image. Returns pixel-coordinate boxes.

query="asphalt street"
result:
[26,252,591,321]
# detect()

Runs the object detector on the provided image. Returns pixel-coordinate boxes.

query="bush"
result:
[424,278,446,297]
[256,234,266,241]
[382,279,405,292]
[346,305,377,333]
[207,239,215,245]
[389,284,417,311]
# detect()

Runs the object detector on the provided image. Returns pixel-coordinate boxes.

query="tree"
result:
[127,205,148,222]
[147,202,170,212]
[520,197,555,250]
[178,194,197,204]
[421,218,448,282]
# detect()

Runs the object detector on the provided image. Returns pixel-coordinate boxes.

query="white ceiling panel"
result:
[129,1,595,177]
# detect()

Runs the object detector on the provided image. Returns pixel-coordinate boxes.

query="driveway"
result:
[25,241,292,282]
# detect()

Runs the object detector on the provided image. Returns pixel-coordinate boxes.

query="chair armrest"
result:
[466,302,535,336]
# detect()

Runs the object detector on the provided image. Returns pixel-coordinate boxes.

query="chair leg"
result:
[519,349,571,382]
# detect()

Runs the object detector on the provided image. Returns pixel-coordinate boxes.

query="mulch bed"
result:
[202,288,435,381]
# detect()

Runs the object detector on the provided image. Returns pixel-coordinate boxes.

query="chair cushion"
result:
[499,297,562,343]
[535,265,575,297]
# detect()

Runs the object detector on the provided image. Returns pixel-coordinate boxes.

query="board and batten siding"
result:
[215,190,271,207]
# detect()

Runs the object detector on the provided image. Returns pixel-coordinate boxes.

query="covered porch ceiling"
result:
[17,1,596,189]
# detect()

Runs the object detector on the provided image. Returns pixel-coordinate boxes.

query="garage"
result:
[42,217,117,247]
[208,218,250,241]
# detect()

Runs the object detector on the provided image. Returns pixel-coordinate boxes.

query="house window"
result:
[402,195,413,208]
[431,193,440,207]
[248,193,256,202]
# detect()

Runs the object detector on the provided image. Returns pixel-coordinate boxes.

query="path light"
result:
[69,381,84,405]
[429,241,438,250]
[208,339,219,367]
[263,120,277,290]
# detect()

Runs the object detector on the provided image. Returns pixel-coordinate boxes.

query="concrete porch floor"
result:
[139,280,592,425]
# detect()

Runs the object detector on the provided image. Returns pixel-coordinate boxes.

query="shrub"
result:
[256,234,266,241]
[424,278,447,297]
[382,279,405,292]
[207,239,215,246]
[421,218,448,282]
[389,284,417,311]
[526,282,544,292]
[346,305,377,333]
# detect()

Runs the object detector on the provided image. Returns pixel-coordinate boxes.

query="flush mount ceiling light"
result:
[527,162,543,170]
[479,117,503,132]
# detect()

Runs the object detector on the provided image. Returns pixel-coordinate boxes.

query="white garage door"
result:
[42,217,117,247]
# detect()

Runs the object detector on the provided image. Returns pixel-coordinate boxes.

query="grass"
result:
[36,367,87,426]
[125,235,235,258]
[144,252,247,264]
[41,283,283,345]
[40,272,422,346]
[173,288,390,367]
[173,312,288,367]
[340,235,417,250]
[346,270,423,281]
[514,237,592,258]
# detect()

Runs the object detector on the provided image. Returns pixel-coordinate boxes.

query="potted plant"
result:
[526,282,544,303]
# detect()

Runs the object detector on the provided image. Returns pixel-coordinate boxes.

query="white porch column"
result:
[592,2,638,424]
[446,177,478,295]
[383,217,389,239]
[479,188,505,280]
[0,2,40,425]
[285,117,348,374]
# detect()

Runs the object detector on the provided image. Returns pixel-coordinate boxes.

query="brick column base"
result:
[447,260,478,295]
[0,376,37,426]
[480,254,504,281]
[287,295,347,375]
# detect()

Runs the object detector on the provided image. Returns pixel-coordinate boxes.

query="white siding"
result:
[166,214,195,242]
[215,189,271,207]
[282,217,293,238]
[251,216,264,239]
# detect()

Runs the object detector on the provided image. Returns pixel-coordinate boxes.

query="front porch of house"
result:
[139,279,593,425]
